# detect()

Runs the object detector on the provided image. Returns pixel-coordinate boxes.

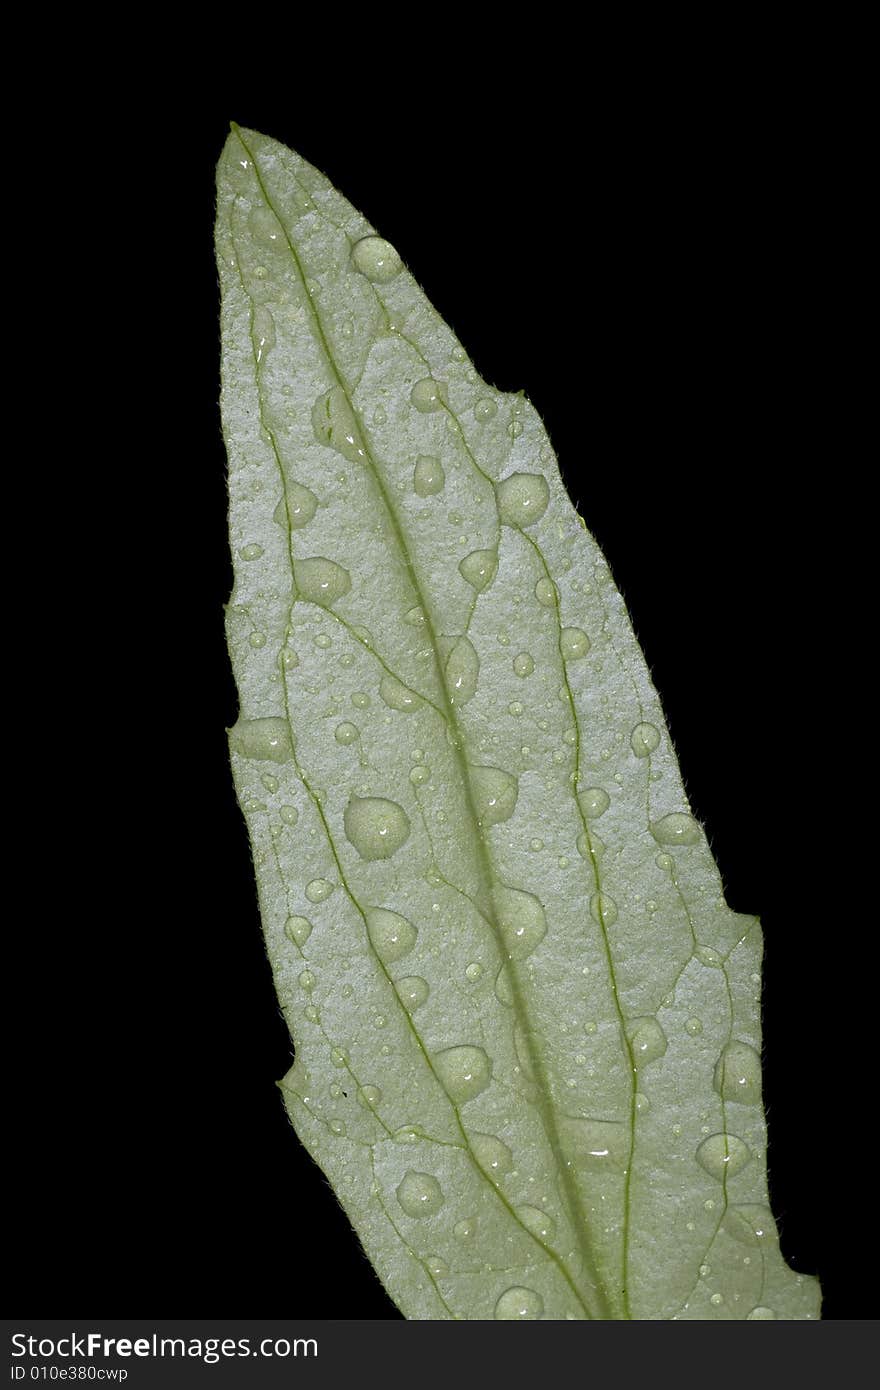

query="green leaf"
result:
[216,125,820,1321]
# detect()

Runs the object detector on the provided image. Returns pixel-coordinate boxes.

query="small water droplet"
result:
[366,907,417,963]
[496,885,547,960]
[650,812,701,846]
[261,774,279,793]
[413,454,446,497]
[396,1170,444,1218]
[329,1047,348,1068]
[280,649,300,671]
[454,1217,476,1241]
[398,976,430,1010]
[298,969,316,992]
[305,878,334,903]
[393,1124,426,1143]
[495,965,514,1006]
[434,1045,492,1103]
[578,787,610,819]
[722,1204,774,1246]
[516,1205,556,1240]
[584,1021,598,1036]
[314,633,332,649]
[277,481,319,530]
[404,605,426,627]
[409,765,430,786]
[459,548,498,591]
[358,1083,383,1110]
[495,1286,544,1320]
[351,235,402,283]
[444,636,480,706]
[696,1132,752,1180]
[334,721,360,746]
[656,852,674,872]
[229,717,292,764]
[746,1306,777,1320]
[379,673,423,712]
[344,797,410,860]
[534,577,557,608]
[472,1132,514,1177]
[508,700,524,717]
[685,1017,703,1036]
[474,397,497,421]
[312,385,367,463]
[627,1016,667,1067]
[284,915,312,947]
[465,961,483,981]
[695,944,723,968]
[411,378,448,413]
[513,652,535,677]
[508,419,524,439]
[351,691,370,710]
[560,627,591,661]
[239,542,264,561]
[590,892,619,927]
[249,631,267,649]
[295,557,351,607]
[471,765,519,826]
[630,722,661,757]
[714,1041,762,1105]
[496,472,550,528]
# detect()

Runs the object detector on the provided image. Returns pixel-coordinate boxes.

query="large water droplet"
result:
[696,1132,752,1180]
[434,1045,491,1103]
[398,976,430,1010]
[534,577,557,608]
[411,378,448,413]
[578,787,610,819]
[444,636,480,706]
[294,557,351,607]
[344,796,411,860]
[631,722,661,757]
[229,717,292,764]
[366,907,418,963]
[459,548,498,592]
[474,397,497,421]
[471,1132,513,1177]
[305,878,334,903]
[722,1203,774,1246]
[561,627,591,662]
[495,886,547,960]
[494,1287,544,1320]
[516,1205,556,1241]
[378,673,422,713]
[627,1016,668,1067]
[714,1041,762,1105]
[413,455,446,496]
[513,652,535,677]
[650,812,701,846]
[495,472,550,528]
[396,1170,444,1217]
[358,1083,383,1109]
[284,915,312,947]
[746,1306,777,1320]
[312,385,367,463]
[351,235,402,283]
[471,765,519,826]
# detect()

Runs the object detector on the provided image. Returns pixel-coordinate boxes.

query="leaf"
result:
[216,125,820,1321]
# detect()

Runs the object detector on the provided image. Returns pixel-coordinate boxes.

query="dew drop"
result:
[396,1170,444,1218]
[294,557,351,607]
[357,1084,383,1110]
[578,787,610,819]
[495,472,550,528]
[413,454,446,497]
[239,543,264,561]
[561,627,591,661]
[305,878,334,903]
[312,385,367,463]
[409,765,429,786]
[229,717,292,764]
[650,812,701,846]
[434,1045,492,1103]
[335,721,360,746]
[465,962,483,981]
[366,907,418,964]
[685,1017,703,1036]
[590,892,619,927]
[298,970,316,992]
[351,235,402,283]
[513,652,535,677]
[495,1287,544,1320]
[459,548,498,592]
[627,1016,667,1067]
[411,378,448,413]
[471,765,519,826]
[631,722,661,757]
[714,1041,762,1105]
[249,631,267,649]
[398,976,430,1010]
[474,397,497,421]
[472,1132,514,1177]
[516,1205,556,1241]
[444,636,480,706]
[344,797,411,860]
[280,649,300,671]
[696,1133,752,1180]
[534,577,557,608]
[746,1306,777,1320]
[656,852,674,872]
[496,885,547,960]
[284,915,312,947]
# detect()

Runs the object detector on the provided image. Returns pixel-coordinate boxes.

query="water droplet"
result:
[284,915,312,947]
[252,305,276,363]
[299,969,316,992]
[413,454,446,497]
[411,378,448,413]
[472,1132,514,1178]
[396,1170,444,1218]
[471,765,519,826]
[695,944,723,968]
[280,649,300,671]
[495,472,550,528]
[714,1041,762,1104]
[404,605,426,627]
[425,1253,448,1277]
[650,812,701,846]
[239,543,264,561]
[474,397,497,421]
[393,1124,426,1143]
[465,961,483,981]
[454,1217,476,1241]
[351,235,402,283]
[627,1016,667,1067]
[358,1084,382,1110]
[294,557,351,607]
[590,892,619,927]
[722,1204,774,1246]
[495,965,514,1006]
[746,1306,777,1320]
[495,1286,544,1320]
[366,907,417,963]
[561,627,591,661]
[329,1047,348,1068]
[261,774,279,793]
[656,852,674,872]
[277,481,319,530]
[696,1132,752,1180]
[249,631,267,649]
[496,886,547,960]
[398,976,430,1010]
[459,548,498,592]
[304,1005,319,1023]
[434,1045,491,1103]
[578,787,610,819]
[312,386,367,463]
[409,765,429,787]
[444,636,480,705]
[344,797,410,860]
[709,1292,723,1307]
[229,717,292,764]
[631,722,661,757]
[529,838,544,852]
[316,631,332,648]
[516,1205,556,1241]
[513,652,535,677]
[685,1017,703,1036]
[584,1021,598,1036]
[508,700,524,717]
[328,1118,345,1137]
[534,577,557,608]
[305,878,334,903]
[375,673,421,714]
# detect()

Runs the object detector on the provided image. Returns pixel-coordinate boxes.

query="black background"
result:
[10,64,869,1322]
